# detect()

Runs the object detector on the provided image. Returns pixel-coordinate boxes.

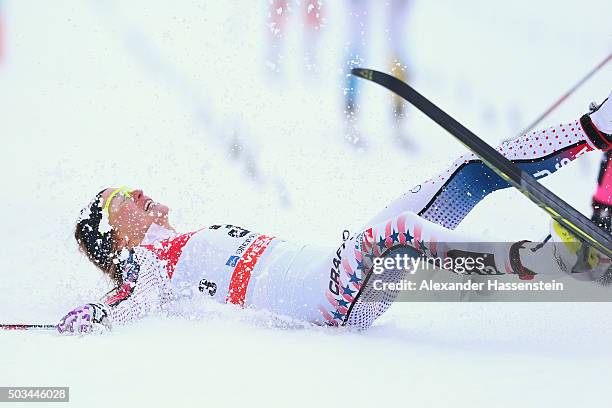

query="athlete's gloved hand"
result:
[590,91,612,135]
[57,303,110,334]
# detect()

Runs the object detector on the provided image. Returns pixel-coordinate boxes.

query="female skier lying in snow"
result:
[58,92,612,334]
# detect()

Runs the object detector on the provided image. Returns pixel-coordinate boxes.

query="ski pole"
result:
[509,53,611,141]
[1,324,57,331]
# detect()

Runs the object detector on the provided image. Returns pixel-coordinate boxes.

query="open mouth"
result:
[144,199,154,212]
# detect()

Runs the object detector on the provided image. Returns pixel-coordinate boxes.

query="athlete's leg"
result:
[319,210,472,327]
[321,99,612,328]
[364,111,612,230]
[322,209,544,328]
[324,207,610,328]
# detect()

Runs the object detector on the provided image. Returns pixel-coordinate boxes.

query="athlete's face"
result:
[101,187,173,249]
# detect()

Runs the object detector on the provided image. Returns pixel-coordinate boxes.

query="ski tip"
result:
[351,68,374,81]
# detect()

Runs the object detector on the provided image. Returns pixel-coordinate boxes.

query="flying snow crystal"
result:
[276,7,283,15]
[78,206,91,222]
[77,196,99,222]
[119,248,130,261]
[99,210,112,234]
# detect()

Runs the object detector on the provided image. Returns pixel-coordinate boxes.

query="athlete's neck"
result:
[141,223,178,245]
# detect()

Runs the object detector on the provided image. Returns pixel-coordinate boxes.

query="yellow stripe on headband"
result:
[103,186,132,217]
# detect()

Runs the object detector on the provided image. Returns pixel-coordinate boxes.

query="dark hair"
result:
[74,191,121,284]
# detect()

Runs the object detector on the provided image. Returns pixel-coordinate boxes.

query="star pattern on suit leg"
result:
[337,298,350,308]
[332,310,345,320]
[377,236,387,252]
[342,284,356,297]
[403,228,414,244]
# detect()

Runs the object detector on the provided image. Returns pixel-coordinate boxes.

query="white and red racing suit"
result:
[101,115,611,329]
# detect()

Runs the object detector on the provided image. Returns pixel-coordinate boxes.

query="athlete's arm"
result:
[57,248,169,334]
[101,248,170,327]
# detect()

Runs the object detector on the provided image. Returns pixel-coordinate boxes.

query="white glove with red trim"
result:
[590,91,612,135]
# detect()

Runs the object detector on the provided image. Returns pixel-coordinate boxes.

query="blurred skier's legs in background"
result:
[387,0,412,126]
[342,0,414,149]
[266,0,324,79]
[266,0,290,76]
[302,0,323,76]
[344,0,368,118]
[343,0,369,148]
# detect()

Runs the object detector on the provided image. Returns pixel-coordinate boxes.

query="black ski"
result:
[352,68,611,258]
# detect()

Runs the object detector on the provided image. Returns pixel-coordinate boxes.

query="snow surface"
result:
[0,1,611,407]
